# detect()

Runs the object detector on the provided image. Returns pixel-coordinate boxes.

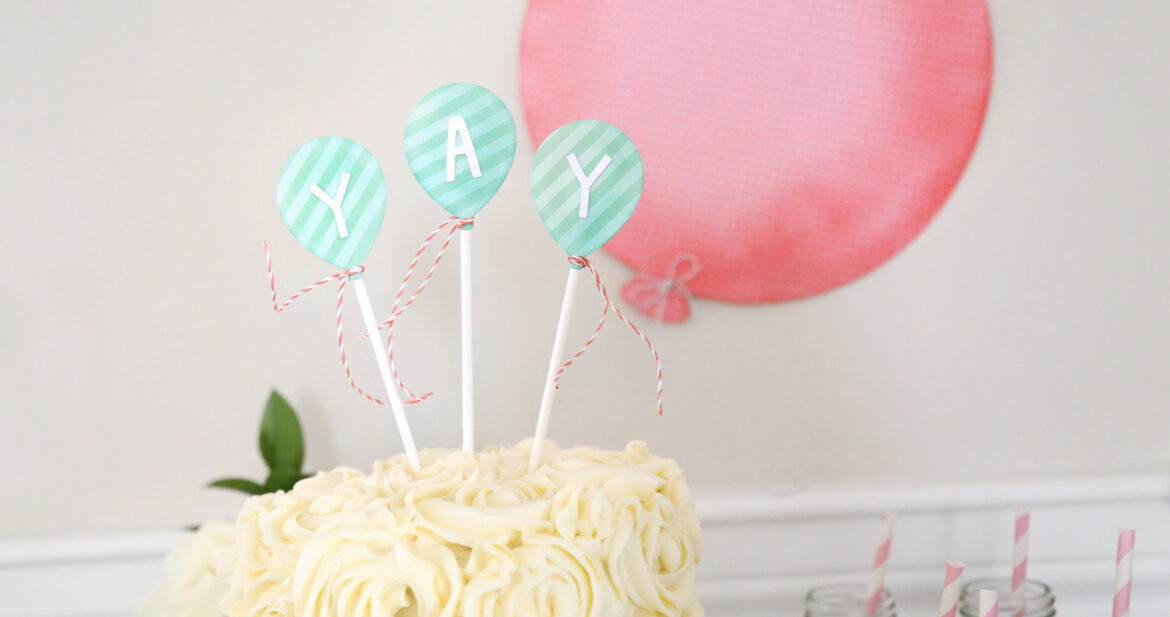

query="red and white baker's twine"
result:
[1113,529,1135,617]
[865,513,895,617]
[263,241,394,408]
[938,561,964,617]
[1011,509,1030,617]
[554,255,664,416]
[376,216,474,404]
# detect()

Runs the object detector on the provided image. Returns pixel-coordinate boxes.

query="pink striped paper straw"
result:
[1011,509,1030,617]
[980,589,999,617]
[1113,528,1135,617]
[865,512,896,616]
[939,561,964,617]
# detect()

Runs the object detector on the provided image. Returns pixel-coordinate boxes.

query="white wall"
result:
[0,1,1167,537]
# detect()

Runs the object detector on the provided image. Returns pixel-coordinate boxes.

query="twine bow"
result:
[623,253,700,321]
[554,255,664,416]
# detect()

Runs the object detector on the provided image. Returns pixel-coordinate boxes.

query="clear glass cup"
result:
[805,583,896,617]
[958,579,1055,617]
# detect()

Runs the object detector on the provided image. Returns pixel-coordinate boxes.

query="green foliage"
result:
[259,390,304,473]
[209,390,312,496]
[208,478,267,495]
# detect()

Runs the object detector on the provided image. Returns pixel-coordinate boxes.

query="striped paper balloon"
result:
[277,137,386,269]
[404,83,516,218]
[531,120,643,257]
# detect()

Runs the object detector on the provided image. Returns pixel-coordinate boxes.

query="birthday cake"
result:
[139,81,702,616]
[159,440,703,617]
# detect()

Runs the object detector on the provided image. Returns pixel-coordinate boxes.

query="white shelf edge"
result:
[695,473,1170,524]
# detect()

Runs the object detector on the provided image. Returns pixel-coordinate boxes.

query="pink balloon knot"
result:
[621,253,700,323]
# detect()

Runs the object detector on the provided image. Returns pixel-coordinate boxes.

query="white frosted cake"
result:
[149,440,703,617]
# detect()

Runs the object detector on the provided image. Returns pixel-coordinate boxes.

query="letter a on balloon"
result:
[405,83,517,218]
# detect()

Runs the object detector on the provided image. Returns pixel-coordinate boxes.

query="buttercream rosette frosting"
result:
[217,440,703,617]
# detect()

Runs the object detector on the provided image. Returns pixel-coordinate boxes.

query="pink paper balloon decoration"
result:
[520,0,992,305]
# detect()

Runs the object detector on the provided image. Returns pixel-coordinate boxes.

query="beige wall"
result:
[1,1,1167,536]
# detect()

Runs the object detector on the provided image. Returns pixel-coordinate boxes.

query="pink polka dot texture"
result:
[520,0,992,303]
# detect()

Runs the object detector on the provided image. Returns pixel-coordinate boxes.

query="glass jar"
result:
[958,579,1055,617]
[805,583,897,617]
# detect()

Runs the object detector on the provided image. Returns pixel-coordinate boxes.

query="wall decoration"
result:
[520,0,993,311]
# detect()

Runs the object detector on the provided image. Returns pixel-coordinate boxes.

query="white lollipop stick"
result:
[529,266,583,473]
[350,277,421,470]
[459,226,474,453]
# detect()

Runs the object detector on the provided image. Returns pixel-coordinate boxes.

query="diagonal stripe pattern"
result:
[980,590,999,617]
[1011,509,1030,617]
[531,120,643,257]
[1113,528,1135,617]
[939,561,964,617]
[277,137,386,269]
[866,512,895,616]
[404,83,516,218]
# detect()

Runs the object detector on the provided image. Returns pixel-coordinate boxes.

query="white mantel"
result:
[2,474,1168,617]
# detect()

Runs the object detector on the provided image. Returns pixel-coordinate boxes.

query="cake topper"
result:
[277,137,386,269]
[271,137,420,470]
[531,120,643,256]
[400,84,517,453]
[527,120,659,474]
[404,83,516,218]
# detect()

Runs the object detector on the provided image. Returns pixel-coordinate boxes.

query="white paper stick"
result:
[459,227,474,454]
[1113,528,1135,617]
[350,277,421,471]
[979,589,999,617]
[528,266,583,474]
[1011,508,1030,617]
[939,561,964,617]
[865,512,895,616]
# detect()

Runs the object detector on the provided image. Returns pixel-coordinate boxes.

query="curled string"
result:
[554,255,664,416]
[378,216,475,404]
[262,241,393,408]
[624,252,700,320]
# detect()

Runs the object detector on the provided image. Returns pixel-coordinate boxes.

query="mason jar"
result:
[805,583,897,617]
[958,579,1055,617]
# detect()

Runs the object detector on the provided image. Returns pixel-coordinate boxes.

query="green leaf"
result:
[264,467,308,493]
[208,477,267,495]
[259,390,304,473]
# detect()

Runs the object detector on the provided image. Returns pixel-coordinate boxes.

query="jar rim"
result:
[958,578,1055,617]
[806,582,896,610]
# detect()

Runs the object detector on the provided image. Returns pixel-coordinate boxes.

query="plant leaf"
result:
[264,467,307,493]
[259,390,304,473]
[208,477,268,495]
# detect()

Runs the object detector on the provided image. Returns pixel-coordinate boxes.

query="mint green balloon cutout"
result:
[404,83,517,219]
[531,120,644,257]
[276,137,386,269]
